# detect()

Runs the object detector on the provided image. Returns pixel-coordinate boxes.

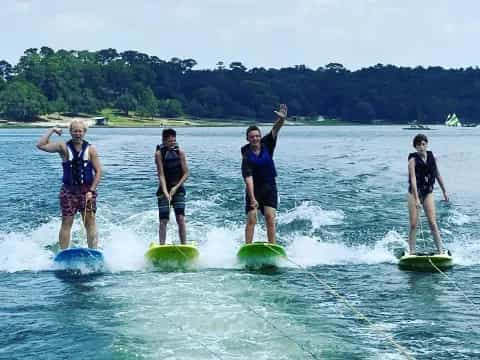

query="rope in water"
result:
[418,210,480,313]
[266,245,415,360]
[230,294,319,359]
[159,311,223,360]
[167,199,190,260]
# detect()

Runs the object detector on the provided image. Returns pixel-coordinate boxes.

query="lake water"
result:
[1,126,479,359]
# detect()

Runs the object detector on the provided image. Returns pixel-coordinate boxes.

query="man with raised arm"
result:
[241,104,288,244]
[37,120,102,249]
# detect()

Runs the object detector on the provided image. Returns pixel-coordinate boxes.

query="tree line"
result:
[1,47,479,123]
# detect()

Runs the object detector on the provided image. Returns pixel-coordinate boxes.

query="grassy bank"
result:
[0,110,355,128]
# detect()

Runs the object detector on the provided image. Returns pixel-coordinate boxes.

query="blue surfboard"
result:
[54,247,105,274]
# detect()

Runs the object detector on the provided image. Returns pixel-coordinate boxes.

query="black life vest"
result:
[157,144,183,188]
[408,151,437,195]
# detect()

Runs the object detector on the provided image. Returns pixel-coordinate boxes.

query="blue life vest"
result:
[157,144,183,188]
[243,145,277,185]
[62,140,94,186]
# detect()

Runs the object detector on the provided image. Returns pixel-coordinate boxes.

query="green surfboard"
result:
[398,251,453,271]
[237,242,287,268]
[145,242,199,268]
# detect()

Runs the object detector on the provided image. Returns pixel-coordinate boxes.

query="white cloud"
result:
[1,0,480,70]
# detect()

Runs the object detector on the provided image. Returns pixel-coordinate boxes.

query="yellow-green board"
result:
[145,242,199,268]
[398,251,453,271]
[237,242,286,268]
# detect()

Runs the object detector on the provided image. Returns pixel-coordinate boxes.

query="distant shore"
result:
[0,111,353,128]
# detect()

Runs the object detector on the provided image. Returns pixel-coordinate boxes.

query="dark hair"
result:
[162,128,176,140]
[413,133,428,147]
[246,125,261,139]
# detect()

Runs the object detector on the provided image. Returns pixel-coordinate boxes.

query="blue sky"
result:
[1,0,479,70]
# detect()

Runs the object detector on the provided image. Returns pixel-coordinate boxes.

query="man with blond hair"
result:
[37,120,102,249]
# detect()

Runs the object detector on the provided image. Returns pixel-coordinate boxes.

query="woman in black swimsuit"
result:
[408,134,449,255]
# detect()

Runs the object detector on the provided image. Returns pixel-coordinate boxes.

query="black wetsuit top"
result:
[157,144,183,190]
[408,151,437,200]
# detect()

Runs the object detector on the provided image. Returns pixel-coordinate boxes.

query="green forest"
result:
[1,47,479,124]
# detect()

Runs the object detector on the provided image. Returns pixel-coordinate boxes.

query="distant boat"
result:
[445,113,462,127]
[445,113,477,127]
[403,122,434,130]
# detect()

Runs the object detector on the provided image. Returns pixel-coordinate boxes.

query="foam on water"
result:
[1,198,479,273]
[285,230,400,267]
[447,209,472,226]
[278,201,344,229]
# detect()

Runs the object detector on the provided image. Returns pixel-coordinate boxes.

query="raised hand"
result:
[52,127,63,136]
[274,104,288,120]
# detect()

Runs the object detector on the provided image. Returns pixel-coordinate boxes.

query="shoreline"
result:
[0,119,357,129]
[0,110,356,128]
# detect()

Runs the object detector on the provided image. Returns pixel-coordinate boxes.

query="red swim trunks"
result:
[59,185,97,217]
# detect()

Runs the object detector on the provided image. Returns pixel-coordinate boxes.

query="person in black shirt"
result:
[241,104,287,244]
[155,128,189,244]
[407,134,449,255]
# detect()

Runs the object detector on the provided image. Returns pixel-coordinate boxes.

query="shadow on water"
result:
[53,269,104,284]
[242,265,286,275]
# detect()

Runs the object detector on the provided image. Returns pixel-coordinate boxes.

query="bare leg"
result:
[422,194,444,254]
[176,214,187,244]
[159,219,168,245]
[264,206,276,244]
[245,210,257,244]
[82,211,98,248]
[59,216,74,249]
[407,193,418,255]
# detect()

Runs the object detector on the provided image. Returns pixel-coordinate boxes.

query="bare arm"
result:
[434,157,449,201]
[36,127,65,154]
[271,104,288,139]
[155,150,169,199]
[88,146,102,192]
[241,153,257,208]
[408,159,421,206]
[244,176,257,209]
[170,150,189,195]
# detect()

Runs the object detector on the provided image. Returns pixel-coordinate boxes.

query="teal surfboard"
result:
[237,242,286,268]
[145,242,199,268]
[54,247,105,274]
[398,251,453,271]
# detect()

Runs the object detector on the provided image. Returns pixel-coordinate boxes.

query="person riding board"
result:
[37,120,102,249]
[407,133,449,255]
[155,128,189,245]
[241,104,288,244]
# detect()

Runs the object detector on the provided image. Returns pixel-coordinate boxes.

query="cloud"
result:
[1,0,480,70]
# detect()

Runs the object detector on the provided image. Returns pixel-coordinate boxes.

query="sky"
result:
[1,0,479,70]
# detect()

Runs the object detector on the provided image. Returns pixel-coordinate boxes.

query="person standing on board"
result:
[407,133,449,255]
[241,104,288,244]
[155,128,189,245]
[37,120,102,249]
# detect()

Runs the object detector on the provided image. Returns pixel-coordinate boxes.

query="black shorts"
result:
[157,186,186,220]
[409,186,433,203]
[245,182,278,214]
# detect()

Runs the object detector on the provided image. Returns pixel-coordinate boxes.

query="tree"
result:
[0,60,13,80]
[230,62,247,72]
[115,93,137,116]
[96,48,119,64]
[158,99,183,117]
[39,46,55,58]
[136,87,158,118]
[0,81,47,121]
